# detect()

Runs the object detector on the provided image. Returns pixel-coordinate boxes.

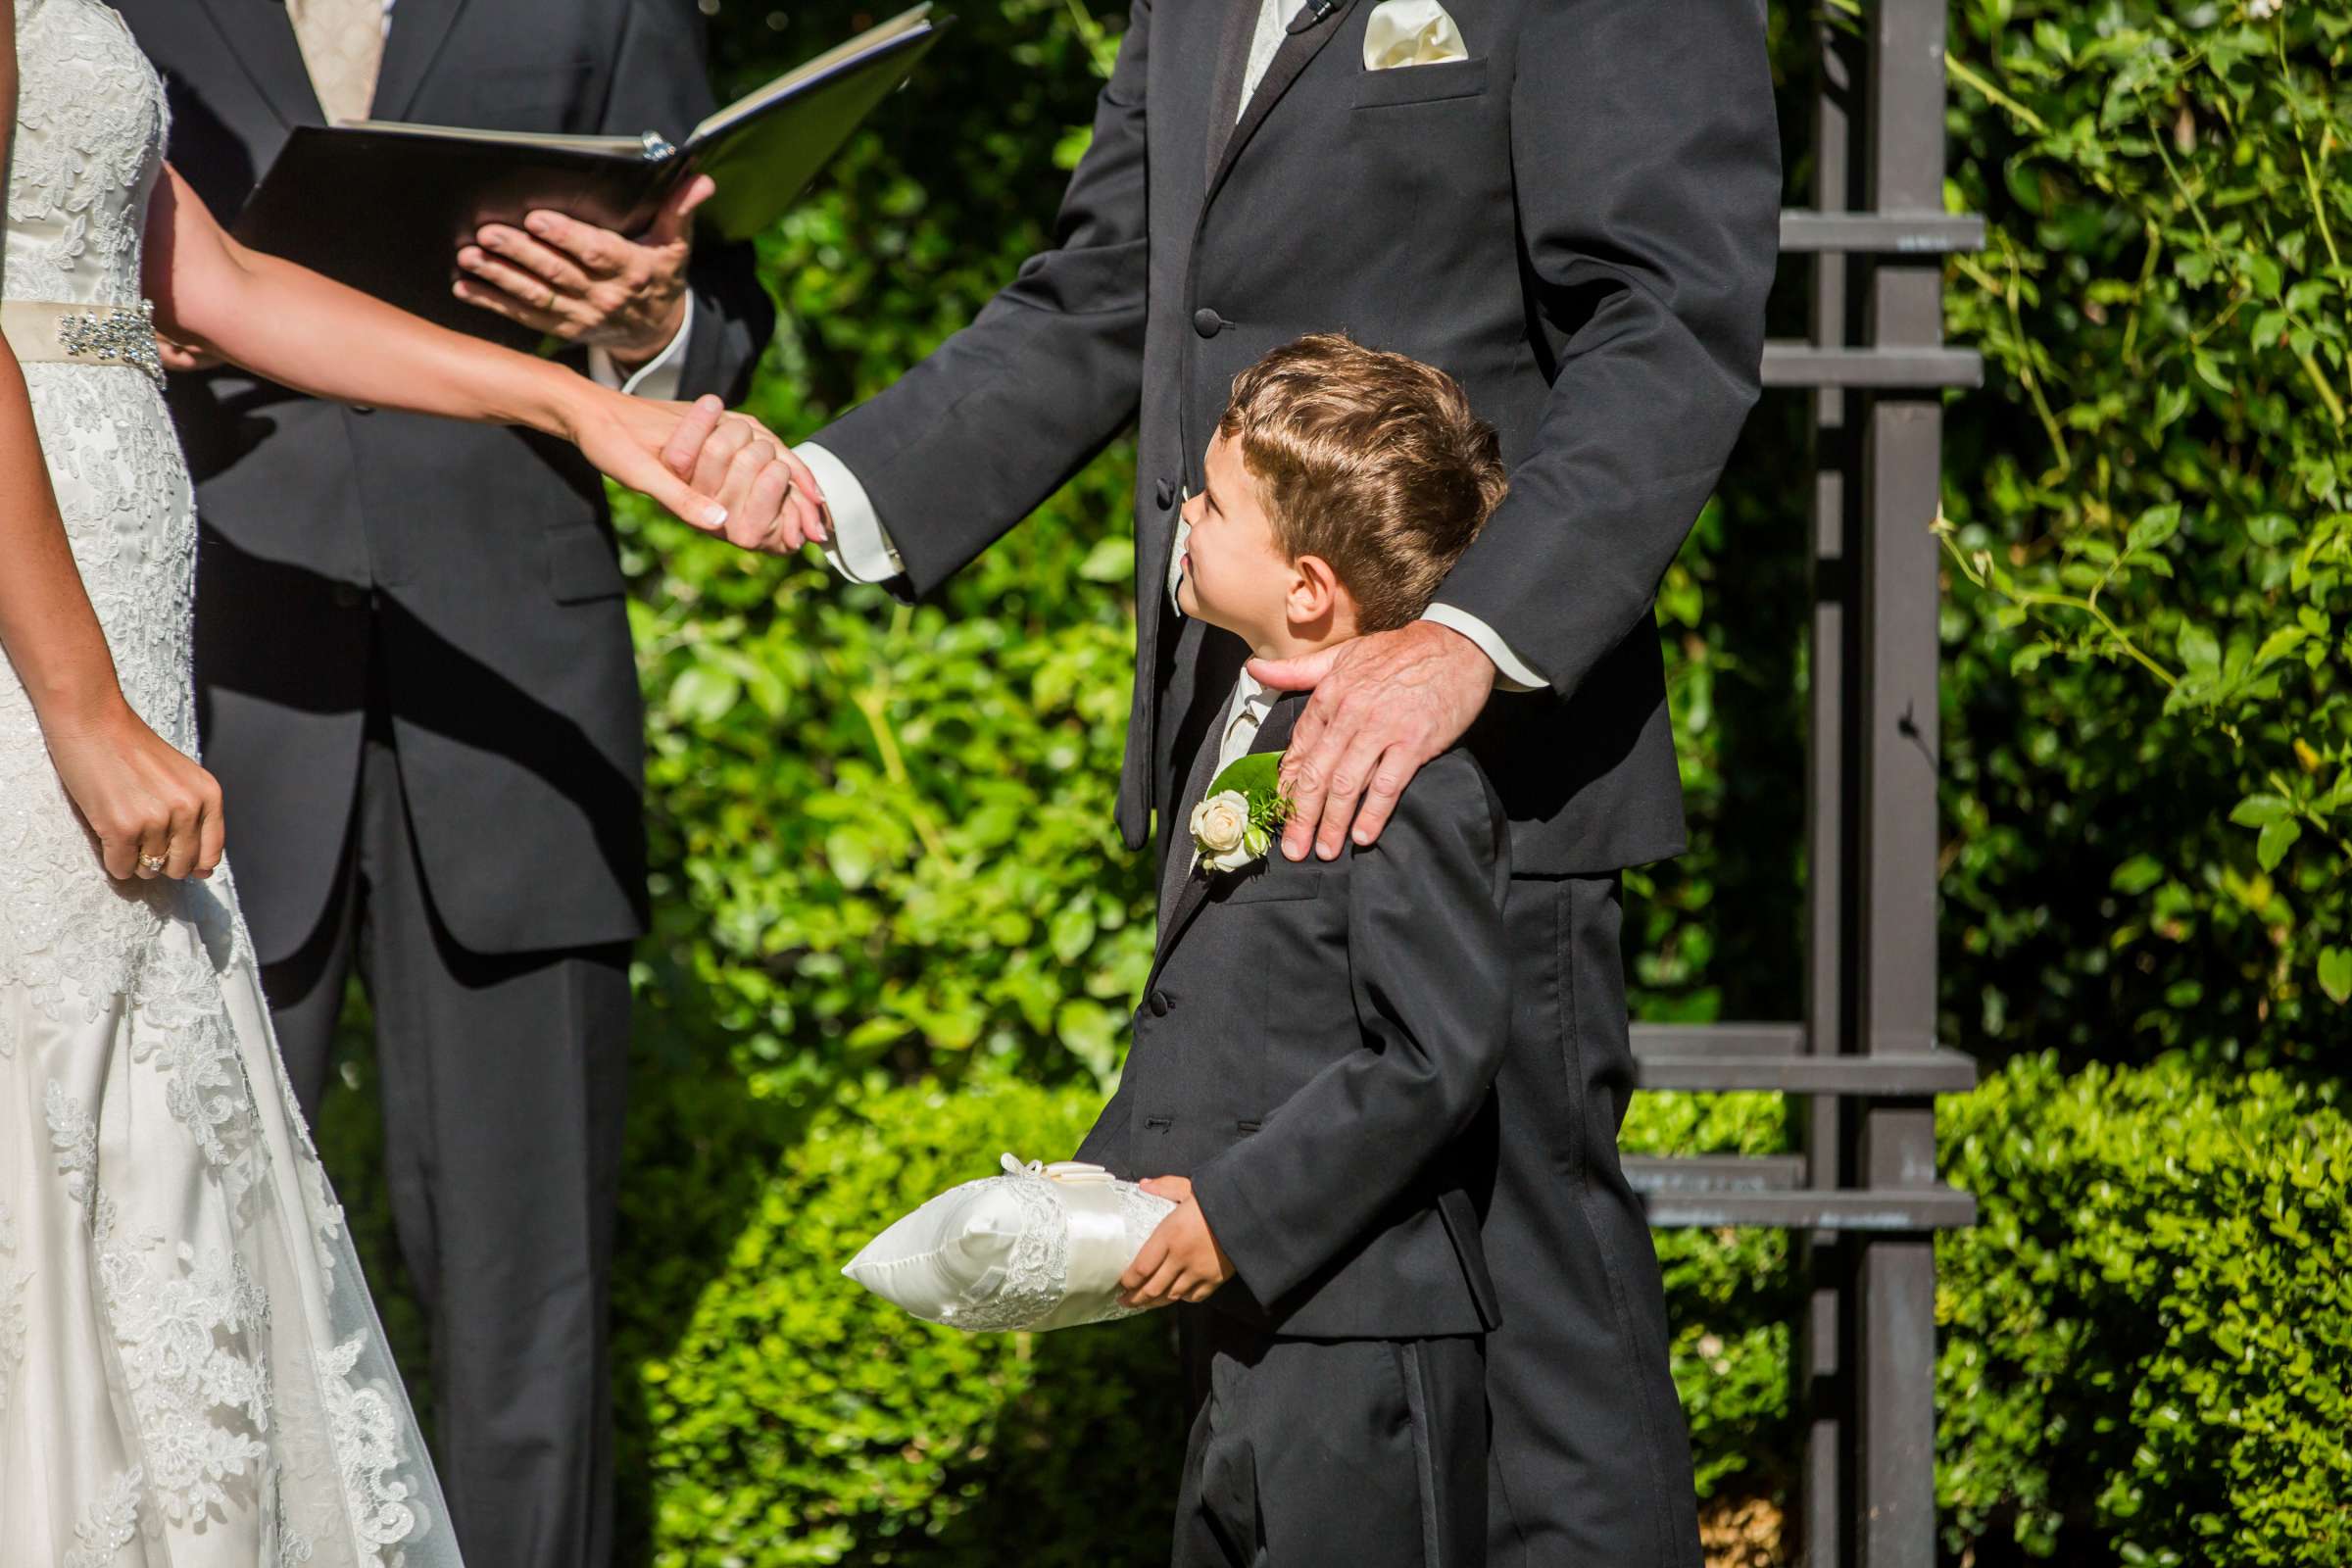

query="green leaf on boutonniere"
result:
[1206,750,1295,838]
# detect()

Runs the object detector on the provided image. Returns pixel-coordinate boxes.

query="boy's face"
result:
[1177,432,1298,642]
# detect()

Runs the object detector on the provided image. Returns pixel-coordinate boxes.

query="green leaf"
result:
[2245,512,2298,547]
[1075,536,1134,582]
[2254,817,2299,872]
[2319,947,2352,1005]
[2230,795,2292,827]
[2176,622,2222,672]
[2127,504,2182,553]
[2111,854,2166,895]
[1206,750,1285,806]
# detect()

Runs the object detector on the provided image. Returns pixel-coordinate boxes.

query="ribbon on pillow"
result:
[1361,0,1468,70]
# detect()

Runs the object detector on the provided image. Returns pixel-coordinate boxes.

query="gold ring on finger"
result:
[139,853,167,872]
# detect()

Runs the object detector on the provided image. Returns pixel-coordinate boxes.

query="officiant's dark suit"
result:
[806,0,1779,1559]
[112,3,772,1564]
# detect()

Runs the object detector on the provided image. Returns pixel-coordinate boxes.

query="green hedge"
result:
[602,1059,2352,1567]
[631,1071,1183,1567]
[1936,1054,2352,1565]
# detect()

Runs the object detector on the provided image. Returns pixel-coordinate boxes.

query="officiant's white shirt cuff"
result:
[797,441,906,584]
[586,293,694,401]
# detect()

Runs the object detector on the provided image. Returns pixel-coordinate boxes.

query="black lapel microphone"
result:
[1286,0,1344,34]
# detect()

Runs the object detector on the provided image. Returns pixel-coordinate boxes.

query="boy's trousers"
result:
[1173,1309,1488,1568]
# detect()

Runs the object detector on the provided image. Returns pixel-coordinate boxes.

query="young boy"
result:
[1075,333,1513,1568]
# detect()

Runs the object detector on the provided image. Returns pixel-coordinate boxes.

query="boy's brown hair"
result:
[1217,332,1507,633]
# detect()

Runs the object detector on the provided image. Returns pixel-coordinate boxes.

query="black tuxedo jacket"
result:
[1077,694,1511,1339]
[817,0,1779,876]
[117,0,774,960]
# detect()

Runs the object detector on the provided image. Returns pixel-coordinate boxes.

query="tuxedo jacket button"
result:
[1154,477,1175,509]
[1192,308,1224,339]
[1148,989,1172,1017]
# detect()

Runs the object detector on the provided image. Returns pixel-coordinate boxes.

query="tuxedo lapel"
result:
[1147,691,1306,987]
[370,0,471,122]
[189,0,323,128]
[1204,0,1363,209]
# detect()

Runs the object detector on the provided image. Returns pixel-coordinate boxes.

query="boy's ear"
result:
[1288,553,1343,626]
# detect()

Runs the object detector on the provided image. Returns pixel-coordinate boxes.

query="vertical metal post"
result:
[1849,0,1949,1561]
[1799,15,1861,1567]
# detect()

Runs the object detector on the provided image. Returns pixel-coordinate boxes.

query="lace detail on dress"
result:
[5,0,167,307]
[63,1466,147,1568]
[96,1227,276,1527]
[0,1198,24,1419]
[46,1078,99,1204]
[316,1336,423,1555]
[130,943,264,1179]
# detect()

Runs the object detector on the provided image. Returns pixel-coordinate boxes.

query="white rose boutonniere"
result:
[1190,752,1293,875]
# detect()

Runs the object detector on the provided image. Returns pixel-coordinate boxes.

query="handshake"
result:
[645,394,838,556]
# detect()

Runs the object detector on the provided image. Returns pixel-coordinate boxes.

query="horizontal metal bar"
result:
[1630,1022,1808,1058]
[1761,343,1984,389]
[1632,1049,1979,1095]
[1625,1154,1808,1194]
[1643,1186,1978,1231]
[1780,209,1984,254]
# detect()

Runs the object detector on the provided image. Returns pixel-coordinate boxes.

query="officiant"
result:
[112,4,774,1565]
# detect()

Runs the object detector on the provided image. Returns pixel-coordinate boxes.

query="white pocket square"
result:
[1362,0,1469,70]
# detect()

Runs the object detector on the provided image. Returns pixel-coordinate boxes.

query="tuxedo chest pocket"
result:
[1352,56,1489,110]
[546,521,625,604]
[1218,868,1332,906]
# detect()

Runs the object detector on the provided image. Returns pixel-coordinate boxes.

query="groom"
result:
[710,0,1778,1560]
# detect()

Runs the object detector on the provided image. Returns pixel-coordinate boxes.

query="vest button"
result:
[1192,307,1224,339]
[1148,989,1172,1017]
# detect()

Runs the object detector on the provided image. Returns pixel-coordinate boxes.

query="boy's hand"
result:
[1120,1178,1234,1307]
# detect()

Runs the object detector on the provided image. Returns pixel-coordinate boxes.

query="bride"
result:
[0,0,792,1560]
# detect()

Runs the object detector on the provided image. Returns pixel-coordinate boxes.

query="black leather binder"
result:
[231,5,944,347]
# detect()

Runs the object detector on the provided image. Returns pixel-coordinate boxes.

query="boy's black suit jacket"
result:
[815,0,1778,878]
[115,0,774,960]
[1078,693,1513,1340]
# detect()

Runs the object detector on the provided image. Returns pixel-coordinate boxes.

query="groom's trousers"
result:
[263,702,631,1568]
[1483,873,1701,1568]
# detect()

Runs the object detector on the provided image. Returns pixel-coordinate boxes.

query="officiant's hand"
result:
[454,173,715,366]
[1251,620,1496,861]
[1120,1177,1234,1307]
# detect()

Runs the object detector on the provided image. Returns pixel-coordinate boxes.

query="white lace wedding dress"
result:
[0,1,463,1562]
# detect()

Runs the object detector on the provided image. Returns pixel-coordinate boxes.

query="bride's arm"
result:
[140,164,779,533]
[0,13,222,883]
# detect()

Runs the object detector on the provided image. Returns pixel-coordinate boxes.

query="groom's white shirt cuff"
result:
[585,294,695,401]
[799,455,1544,691]
[797,441,906,584]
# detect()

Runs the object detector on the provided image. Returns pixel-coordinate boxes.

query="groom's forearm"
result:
[797,0,1155,598]
[1429,0,1779,703]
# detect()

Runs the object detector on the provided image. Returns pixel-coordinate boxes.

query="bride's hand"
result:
[43,699,225,882]
[561,389,821,551]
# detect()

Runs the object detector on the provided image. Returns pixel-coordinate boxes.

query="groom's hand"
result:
[1251,621,1496,861]
[658,398,829,552]
[455,174,714,365]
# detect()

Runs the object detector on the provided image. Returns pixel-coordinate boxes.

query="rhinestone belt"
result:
[0,298,165,384]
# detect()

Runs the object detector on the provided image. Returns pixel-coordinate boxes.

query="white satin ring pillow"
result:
[1362,0,1469,70]
[842,1154,1178,1332]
